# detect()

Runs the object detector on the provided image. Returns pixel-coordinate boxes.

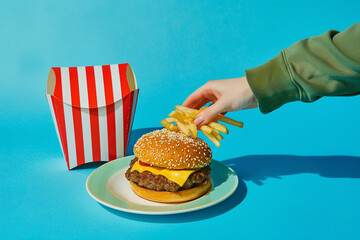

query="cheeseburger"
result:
[125,128,212,203]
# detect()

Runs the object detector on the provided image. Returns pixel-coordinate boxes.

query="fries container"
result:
[45,63,139,170]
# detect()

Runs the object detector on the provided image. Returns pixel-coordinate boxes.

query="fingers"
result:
[182,85,207,109]
[183,81,226,125]
[194,99,227,125]
[182,83,217,109]
[192,98,210,110]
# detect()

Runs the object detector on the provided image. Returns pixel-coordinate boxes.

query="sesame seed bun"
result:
[130,177,212,203]
[133,128,212,169]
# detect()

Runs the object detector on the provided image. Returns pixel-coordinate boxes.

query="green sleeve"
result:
[245,22,360,114]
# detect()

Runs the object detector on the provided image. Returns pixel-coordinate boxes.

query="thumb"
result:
[194,100,227,126]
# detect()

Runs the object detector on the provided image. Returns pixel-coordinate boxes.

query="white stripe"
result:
[46,94,64,157]
[114,98,124,158]
[78,67,92,163]
[60,67,72,106]
[94,66,106,107]
[77,67,89,108]
[126,90,139,154]
[81,108,93,163]
[110,64,122,102]
[98,105,109,161]
[63,102,77,169]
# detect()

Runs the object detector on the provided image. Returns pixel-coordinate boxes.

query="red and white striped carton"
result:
[45,63,139,170]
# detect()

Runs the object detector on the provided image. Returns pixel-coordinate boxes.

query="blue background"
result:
[1,0,359,239]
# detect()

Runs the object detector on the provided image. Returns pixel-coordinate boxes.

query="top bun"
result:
[134,128,212,169]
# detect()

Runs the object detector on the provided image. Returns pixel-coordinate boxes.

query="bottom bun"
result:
[130,177,212,203]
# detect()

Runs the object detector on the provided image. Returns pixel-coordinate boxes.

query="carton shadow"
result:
[222,155,360,185]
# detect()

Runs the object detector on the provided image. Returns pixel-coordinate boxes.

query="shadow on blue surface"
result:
[75,128,360,222]
[223,155,360,185]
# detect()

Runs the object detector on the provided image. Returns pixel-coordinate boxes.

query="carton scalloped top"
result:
[46,63,139,170]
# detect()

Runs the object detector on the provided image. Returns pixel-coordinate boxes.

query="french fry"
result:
[212,129,223,141]
[168,110,178,116]
[161,118,170,128]
[215,114,244,128]
[169,110,189,122]
[162,105,243,147]
[174,119,190,136]
[187,120,198,138]
[170,124,178,131]
[165,117,175,123]
[199,125,212,135]
[161,119,178,131]
[183,111,196,118]
[175,105,199,115]
[208,121,229,134]
[202,131,220,147]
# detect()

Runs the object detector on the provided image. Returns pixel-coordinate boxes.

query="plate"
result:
[86,155,238,215]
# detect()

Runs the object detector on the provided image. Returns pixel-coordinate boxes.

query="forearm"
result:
[245,22,360,114]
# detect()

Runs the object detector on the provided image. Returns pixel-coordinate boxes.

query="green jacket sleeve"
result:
[245,22,360,114]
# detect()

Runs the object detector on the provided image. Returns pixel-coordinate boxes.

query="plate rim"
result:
[86,155,238,215]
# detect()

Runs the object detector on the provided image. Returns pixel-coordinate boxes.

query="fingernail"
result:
[194,116,204,126]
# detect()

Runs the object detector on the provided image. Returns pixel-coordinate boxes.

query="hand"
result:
[182,76,257,125]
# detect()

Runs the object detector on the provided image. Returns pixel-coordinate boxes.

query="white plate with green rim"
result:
[86,155,238,215]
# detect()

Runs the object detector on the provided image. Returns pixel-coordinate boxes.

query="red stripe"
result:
[119,63,132,155]
[85,66,98,108]
[127,91,135,154]
[106,104,116,161]
[69,67,81,106]
[85,66,101,162]
[69,67,85,166]
[102,65,117,161]
[89,108,101,161]
[102,65,114,105]
[51,96,70,170]
[51,68,70,169]
[53,67,63,101]
[119,64,130,98]
[126,90,139,155]
[122,91,134,155]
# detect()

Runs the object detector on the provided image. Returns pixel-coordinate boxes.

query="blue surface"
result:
[1,0,360,239]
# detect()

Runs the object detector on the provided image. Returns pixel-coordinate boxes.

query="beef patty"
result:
[125,157,211,192]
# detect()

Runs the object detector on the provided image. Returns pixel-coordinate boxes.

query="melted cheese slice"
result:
[131,161,196,187]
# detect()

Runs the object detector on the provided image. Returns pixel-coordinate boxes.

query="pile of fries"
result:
[161,105,243,147]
